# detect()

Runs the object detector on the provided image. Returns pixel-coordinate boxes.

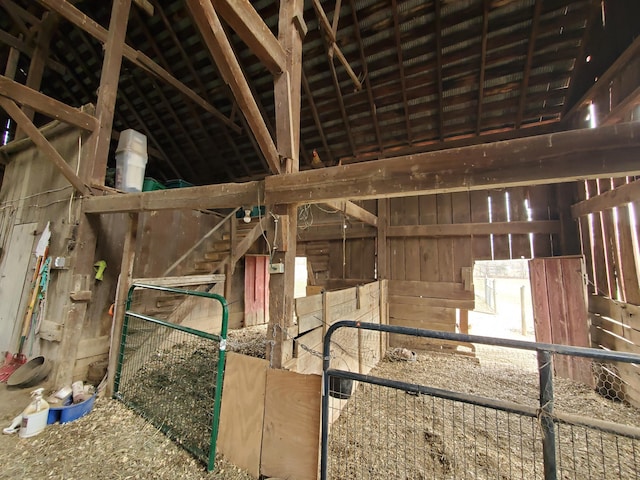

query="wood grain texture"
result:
[261,369,321,480]
[218,352,268,478]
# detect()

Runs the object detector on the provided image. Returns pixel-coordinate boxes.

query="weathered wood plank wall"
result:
[572,175,640,406]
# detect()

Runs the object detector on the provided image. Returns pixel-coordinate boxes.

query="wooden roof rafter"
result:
[515,0,542,129]
[476,0,489,135]
[129,6,236,180]
[36,0,242,133]
[350,0,382,155]
[310,0,362,92]
[302,70,334,167]
[390,0,412,147]
[434,0,444,141]
[186,0,281,174]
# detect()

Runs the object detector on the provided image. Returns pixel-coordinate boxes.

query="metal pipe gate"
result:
[322,321,640,479]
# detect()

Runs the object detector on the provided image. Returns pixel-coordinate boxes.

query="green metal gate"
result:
[113,283,228,472]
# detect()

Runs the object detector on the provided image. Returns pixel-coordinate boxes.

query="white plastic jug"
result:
[19,388,49,438]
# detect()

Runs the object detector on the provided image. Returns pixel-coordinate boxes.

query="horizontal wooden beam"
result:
[0,75,98,131]
[322,200,378,226]
[0,97,89,194]
[0,29,66,74]
[571,179,640,218]
[213,0,285,75]
[297,224,376,242]
[37,0,241,133]
[82,181,263,214]
[132,274,225,288]
[265,122,640,204]
[387,220,560,237]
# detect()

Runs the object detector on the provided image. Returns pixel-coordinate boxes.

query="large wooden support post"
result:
[107,213,138,396]
[89,0,132,185]
[377,199,389,279]
[52,214,98,386]
[268,0,304,368]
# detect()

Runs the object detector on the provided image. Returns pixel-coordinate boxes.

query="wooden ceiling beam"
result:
[390,0,412,146]
[264,122,640,204]
[153,5,250,179]
[311,0,362,92]
[0,29,66,75]
[187,0,280,174]
[475,0,489,135]
[0,75,98,131]
[0,96,89,194]
[434,0,444,141]
[36,0,241,134]
[515,0,542,129]
[322,200,378,227]
[213,0,286,75]
[351,0,382,154]
[83,181,263,214]
[302,71,334,166]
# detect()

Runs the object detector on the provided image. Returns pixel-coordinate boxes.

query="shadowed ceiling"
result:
[1,0,639,185]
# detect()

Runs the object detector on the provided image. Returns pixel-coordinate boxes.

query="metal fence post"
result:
[538,350,557,480]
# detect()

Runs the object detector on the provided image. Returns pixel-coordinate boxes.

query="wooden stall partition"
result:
[529,256,593,386]
[387,279,475,352]
[218,352,268,478]
[218,352,322,480]
[261,369,321,480]
[291,281,382,376]
[589,296,640,407]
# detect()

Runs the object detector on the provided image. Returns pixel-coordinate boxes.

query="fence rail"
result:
[321,321,640,479]
[113,283,228,472]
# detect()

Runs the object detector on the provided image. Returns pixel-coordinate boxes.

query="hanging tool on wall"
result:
[0,222,51,382]
[93,260,107,281]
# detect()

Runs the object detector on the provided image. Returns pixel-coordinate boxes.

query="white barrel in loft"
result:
[115,129,148,192]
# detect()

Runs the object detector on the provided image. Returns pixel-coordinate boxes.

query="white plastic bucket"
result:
[115,129,148,193]
[116,151,148,192]
[19,408,48,438]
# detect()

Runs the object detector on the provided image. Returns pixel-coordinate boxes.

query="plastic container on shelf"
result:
[164,179,194,189]
[142,177,166,192]
[115,129,148,193]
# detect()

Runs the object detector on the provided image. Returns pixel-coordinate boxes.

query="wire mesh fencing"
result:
[113,283,228,472]
[321,322,640,480]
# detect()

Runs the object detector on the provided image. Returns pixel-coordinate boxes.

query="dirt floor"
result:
[0,390,253,480]
[0,325,271,480]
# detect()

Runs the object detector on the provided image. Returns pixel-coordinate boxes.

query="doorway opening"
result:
[470,259,535,341]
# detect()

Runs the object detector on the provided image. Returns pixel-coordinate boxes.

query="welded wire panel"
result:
[555,422,640,479]
[324,325,640,479]
[327,381,543,479]
[116,314,219,464]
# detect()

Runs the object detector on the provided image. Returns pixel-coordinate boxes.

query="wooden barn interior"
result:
[1,0,639,478]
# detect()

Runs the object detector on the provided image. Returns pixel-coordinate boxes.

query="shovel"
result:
[0,223,51,383]
[0,352,27,382]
